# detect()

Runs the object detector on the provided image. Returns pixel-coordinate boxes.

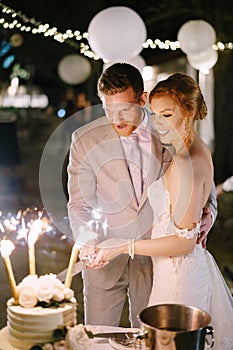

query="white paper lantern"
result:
[88,6,147,61]
[178,20,216,54]
[58,54,91,85]
[187,47,218,72]
[103,55,146,73]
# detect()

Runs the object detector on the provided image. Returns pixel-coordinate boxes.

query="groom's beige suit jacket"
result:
[67,115,172,291]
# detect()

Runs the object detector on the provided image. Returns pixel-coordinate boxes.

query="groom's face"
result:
[101,87,147,137]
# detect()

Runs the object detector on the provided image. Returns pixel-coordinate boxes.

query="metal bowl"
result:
[135,304,214,349]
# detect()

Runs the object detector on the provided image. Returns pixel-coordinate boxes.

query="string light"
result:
[0,1,232,62]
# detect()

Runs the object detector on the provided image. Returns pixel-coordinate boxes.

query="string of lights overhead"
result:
[0,1,232,62]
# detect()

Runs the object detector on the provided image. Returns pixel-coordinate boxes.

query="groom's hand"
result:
[197,207,213,249]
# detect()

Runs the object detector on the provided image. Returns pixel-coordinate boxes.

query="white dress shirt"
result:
[120,109,152,200]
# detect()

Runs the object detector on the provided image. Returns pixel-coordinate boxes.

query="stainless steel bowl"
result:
[135,304,214,349]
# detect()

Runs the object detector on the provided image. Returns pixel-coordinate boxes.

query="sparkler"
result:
[0,239,18,302]
[64,240,80,288]
[27,218,44,275]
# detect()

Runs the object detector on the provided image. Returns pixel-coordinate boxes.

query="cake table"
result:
[0,325,137,350]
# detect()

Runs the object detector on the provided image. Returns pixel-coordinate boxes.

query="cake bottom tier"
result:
[7,299,77,350]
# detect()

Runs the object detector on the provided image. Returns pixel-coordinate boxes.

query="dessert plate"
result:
[109,336,135,349]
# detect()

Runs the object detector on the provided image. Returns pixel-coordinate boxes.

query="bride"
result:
[93,73,233,349]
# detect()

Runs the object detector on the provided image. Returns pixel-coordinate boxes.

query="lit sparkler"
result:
[0,239,18,302]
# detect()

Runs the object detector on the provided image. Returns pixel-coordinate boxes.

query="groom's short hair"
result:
[97,63,144,101]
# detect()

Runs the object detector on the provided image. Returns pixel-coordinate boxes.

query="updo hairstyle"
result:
[149,73,207,146]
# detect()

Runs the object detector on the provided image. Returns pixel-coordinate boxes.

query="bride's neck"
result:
[172,137,190,158]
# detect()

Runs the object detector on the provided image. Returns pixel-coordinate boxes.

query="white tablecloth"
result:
[0,325,137,350]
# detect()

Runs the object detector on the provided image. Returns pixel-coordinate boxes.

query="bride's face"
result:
[150,95,186,145]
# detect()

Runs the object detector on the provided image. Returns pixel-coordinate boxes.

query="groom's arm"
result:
[207,182,218,221]
[197,182,217,248]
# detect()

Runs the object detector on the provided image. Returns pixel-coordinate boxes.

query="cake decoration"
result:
[0,208,104,350]
[17,273,75,308]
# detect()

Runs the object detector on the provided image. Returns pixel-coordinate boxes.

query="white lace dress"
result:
[148,179,233,349]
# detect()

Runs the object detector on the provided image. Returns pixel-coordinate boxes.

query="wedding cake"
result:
[1,222,99,350]
[6,274,77,350]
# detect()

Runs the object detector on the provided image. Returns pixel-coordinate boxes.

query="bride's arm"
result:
[133,233,197,257]
[131,179,208,258]
[93,228,198,264]
[92,218,199,266]
[92,159,212,264]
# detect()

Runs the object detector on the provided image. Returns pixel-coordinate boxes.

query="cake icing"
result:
[7,298,77,349]
[6,273,77,349]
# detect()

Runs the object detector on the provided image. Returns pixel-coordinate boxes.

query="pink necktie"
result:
[128,133,142,203]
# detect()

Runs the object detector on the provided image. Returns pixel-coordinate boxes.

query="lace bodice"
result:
[148,179,233,350]
[148,178,201,239]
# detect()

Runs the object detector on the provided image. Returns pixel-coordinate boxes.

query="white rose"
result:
[18,274,39,288]
[18,285,38,308]
[37,273,68,303]
[66,324,92,350]
[49,274,66,301]
[37,274,56,303]
[63,287,74,301]
[39,273,60,287]
[53,287,65,302]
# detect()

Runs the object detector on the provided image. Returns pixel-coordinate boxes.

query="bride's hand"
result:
[85,259,109,269]
[93,238,128,264]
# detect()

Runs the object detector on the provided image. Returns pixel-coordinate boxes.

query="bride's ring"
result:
[81,254,96,265]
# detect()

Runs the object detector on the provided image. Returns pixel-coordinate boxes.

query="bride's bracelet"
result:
[128,239,135,259]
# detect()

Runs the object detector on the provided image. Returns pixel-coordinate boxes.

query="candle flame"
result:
[0,208,52,245]
[0,222,5,233]
[102,219,108,229]
[28,219,44,246]
[17,217,28,240]
[16,210,22,220]
[102,219,108,237]
[0,239,15,258]
[92,208,102,221]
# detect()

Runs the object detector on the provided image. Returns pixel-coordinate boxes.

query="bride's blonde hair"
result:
[149,73,207,147]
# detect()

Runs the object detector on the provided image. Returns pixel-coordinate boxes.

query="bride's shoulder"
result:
[192,136,212,159]
[190,136,213,178]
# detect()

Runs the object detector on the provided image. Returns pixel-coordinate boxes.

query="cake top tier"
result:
[16,273,75,308]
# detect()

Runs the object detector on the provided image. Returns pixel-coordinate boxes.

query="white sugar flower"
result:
[53,289,65,302]
[37,274,56,303]
[66,324,92,350]
[18,274,39,287]
[17,272,76,307]
[41,274,66,302]
[39,273,61,286]
[63,287,74,301]
[18,285,38,308]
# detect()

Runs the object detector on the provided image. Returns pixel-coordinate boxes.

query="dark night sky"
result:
[0,0,232,96]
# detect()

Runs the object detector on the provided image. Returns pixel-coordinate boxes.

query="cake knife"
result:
[93,331,137,339]
[56,261,85,282]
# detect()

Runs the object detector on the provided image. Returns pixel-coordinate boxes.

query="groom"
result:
[67,63,217,327]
